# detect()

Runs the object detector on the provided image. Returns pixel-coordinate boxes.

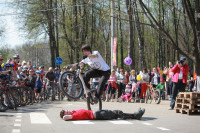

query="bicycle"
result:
[59,64,102,110]
[145,83,161,104]
[45,81,56,101]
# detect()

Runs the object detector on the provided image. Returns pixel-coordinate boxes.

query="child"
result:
[121,84,132,102]
[156,81,165,100]
[35,70,43,102]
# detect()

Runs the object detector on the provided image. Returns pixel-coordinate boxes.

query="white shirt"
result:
[81,51,110,71]
[179,70,183,79]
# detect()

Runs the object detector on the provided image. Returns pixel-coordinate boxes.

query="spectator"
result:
[45,67,56,95]
[169,57,189,110]
[0,55,4,71]
[139,68,149,99]
[6,58,12,63]
[35,70,43,102]
[156,81,165,100]
[165,61,174,100]
[115,68,120,77]
[21,61,27,68]
[125,71,129,85]
[106,69,118,102]
[117,69,126,100]
[151,67,160,88]
[129,70,137,84]
[11,54,21,79]
[54,67,61,83]
[27,61,32,70]
[187,72,194,92]
[147,69,152,83]
[33,66,37,72]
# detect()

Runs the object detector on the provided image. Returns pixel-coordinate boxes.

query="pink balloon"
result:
[124,57,132,65]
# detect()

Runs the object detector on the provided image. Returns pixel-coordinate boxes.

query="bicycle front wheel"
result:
[0,90,9,112]
[59,71,83,100]
[153,89,161,104]
[145,88,152,104]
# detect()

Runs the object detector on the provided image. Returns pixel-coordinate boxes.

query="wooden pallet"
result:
[175,108,200,115]
[178,92,200,99]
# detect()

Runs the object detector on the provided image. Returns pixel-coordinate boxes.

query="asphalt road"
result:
[0,99,200,133]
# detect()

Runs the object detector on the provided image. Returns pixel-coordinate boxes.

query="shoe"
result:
[111,99,113,102]
[105,99,109,102]
[168,107,174,110]
[135,108,145,120]
[93,96,99,104]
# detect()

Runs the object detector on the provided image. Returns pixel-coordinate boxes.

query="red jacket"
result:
[171,64,189,84]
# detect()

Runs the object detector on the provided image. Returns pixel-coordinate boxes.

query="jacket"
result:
[171,64,189,84]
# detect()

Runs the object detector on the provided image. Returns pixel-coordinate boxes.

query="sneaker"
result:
[168,107,174,110]
[93,96,99,104]
[135,108,145,120]
[111,99,113,102]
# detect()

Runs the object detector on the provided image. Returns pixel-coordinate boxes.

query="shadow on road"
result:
[140,117,157,121]
[0,114,15,117]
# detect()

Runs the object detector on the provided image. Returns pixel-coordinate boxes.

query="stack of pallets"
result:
[175,92,200,115]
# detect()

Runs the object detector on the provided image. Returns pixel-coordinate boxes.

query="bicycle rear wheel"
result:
[10,87,21,107]
[7,90,17,110]
[0,90,9,112]
[153,89,161,104]
[59,71,83,100]
[87,90,102,111]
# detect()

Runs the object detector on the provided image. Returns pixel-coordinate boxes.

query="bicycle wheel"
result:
[59,71,83,100]
[10,87,21,107]
[87,90,102,111]
[153,89,161,104]
[0,90,9,112]
[145,88,152,104]
[7,90,17,110]
[18,87,28,106]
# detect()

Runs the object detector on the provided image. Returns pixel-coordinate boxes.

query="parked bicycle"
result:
[145,83,161,104]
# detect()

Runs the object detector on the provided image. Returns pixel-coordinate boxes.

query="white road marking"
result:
[16,116,22,118]
[30,113,52,124]
[14,123,21,127]
[15,119,21,122]
[109,120,133,124]
[157,127,170,131]
[143,122,152,126]
[72,121,94,124]
[12,129,20,133]
[17,113,22,115]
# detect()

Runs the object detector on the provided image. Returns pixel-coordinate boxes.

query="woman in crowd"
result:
[106,69,118,102]
[117,69,126,100]
[139,68,149,99]
[151,67,160,88]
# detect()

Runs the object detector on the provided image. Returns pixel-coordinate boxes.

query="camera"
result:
[178,60,184,64]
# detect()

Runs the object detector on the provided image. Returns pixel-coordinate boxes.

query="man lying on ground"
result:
[60,108,145,121]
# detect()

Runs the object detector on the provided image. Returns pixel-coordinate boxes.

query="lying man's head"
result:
[60,110,73,118]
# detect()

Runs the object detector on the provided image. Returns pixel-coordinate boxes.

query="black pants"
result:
[118,83,125,98]
[95,110,137,120]
[170,81,186,109]
[83,69,110,98]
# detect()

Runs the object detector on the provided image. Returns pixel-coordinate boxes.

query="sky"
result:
[0,0,25,48]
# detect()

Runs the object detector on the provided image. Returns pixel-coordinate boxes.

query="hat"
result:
[33,66,37,68]
[13,54,20,59]
[180,57,186,62]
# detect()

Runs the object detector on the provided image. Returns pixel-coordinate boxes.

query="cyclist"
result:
[75,44,110,103]
[11,54,22,79]
[60,108,145,121]
[45,67,56,99]
[54,67,61,82]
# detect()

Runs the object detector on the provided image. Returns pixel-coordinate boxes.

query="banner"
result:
[113,37,117,66]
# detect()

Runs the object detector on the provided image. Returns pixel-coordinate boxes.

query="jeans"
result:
[83,69,110,98]
[170,81,186,109]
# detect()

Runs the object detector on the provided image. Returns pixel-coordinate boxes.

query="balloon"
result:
[124,57,132,65]
[137,75,141,81]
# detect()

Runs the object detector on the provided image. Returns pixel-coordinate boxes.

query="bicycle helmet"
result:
[4,63,11,67]
[33,65,37,68]
[36,70,41,74]
[40,65,44,68]
[10,63,15,67]
[13,54,20,59]
[23,65,28,70]
[54,67,59,71]
[22,69,27,73]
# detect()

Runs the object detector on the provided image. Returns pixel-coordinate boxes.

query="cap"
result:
[13,54,20,59]
[33,66,37,68]
[180,57,186,62]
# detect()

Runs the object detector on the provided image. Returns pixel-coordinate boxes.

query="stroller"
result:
[120,83,137,103]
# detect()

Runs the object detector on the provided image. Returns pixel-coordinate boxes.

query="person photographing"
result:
[169,57,189,110]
